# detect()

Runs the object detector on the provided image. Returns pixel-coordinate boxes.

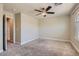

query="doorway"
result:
[3,15,14,51]
[7,17,14,43]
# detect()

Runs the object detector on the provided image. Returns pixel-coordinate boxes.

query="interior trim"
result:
[71,4,79,15]
[21,38,39,45]
[70,41,79,53]
[39,37,70,42]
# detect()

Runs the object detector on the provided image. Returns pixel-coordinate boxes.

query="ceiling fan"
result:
[34,3,62,17]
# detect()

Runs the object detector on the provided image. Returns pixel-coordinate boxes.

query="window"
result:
[75,15,79,41]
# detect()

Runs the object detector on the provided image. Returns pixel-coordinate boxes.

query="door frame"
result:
[3,14,15,51]
[3,14,7,50]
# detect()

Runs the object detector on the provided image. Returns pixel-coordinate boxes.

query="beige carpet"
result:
[0,39,79,56]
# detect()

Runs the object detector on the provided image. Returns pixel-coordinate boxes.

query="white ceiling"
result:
[3,3,76,19]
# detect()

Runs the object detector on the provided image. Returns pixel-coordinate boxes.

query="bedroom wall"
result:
[39,15,70,42]
[0,4,3,52]
[15,13,21,44]
[21,13,39,45]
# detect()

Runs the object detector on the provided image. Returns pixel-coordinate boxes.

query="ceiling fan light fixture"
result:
[42,12,46,15]
[42,12,47,17]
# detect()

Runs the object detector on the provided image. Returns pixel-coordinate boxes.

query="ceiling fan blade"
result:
[47,12,55,14]
[46,6,52,11]
[55,3,63,6]
[34,9,42,12]
[36,13,41,16]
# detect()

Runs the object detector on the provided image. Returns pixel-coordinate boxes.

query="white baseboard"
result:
[21,38,39,45]
[40,37,70,42]
[0,49,3,53]
[70,41,79,53]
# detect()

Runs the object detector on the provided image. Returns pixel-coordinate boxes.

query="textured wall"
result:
[21,13,39,45]
[39,15,70,41]
[15,13,21,44]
